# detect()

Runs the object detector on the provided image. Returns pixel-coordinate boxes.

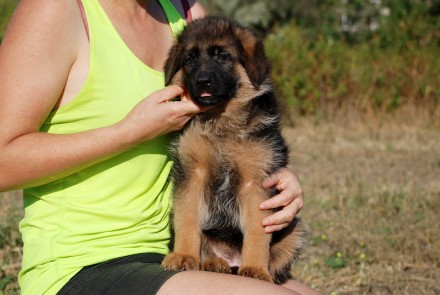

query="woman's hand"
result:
[121,85,204,145]
[260,168,304,233]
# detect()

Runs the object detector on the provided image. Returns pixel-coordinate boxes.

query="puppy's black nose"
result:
[196,75,212,88]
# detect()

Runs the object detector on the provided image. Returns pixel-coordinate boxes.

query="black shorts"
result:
[57,253,180,295]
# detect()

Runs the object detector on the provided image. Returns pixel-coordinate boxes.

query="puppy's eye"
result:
[217,52,230,62]
[185,56,194,65]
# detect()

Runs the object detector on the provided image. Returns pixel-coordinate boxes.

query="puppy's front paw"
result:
[161,252,199,271]
[201,258,232,274]
[238,266,273,283]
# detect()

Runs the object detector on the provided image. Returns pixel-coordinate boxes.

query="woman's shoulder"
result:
[0,0,86,119]
[169,0,207,20]
[186,0,207,19]
[2,0,85,56]
[11,0,81,23]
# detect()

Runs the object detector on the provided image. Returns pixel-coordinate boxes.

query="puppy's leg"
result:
[228,142,274,282]
[162,132,215,271]
[269,218,310,284]
[162,181,205,270]
[237,180,273,282]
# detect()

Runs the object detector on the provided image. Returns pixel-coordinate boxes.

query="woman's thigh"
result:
[282,279,321,295]
[158,271,319,295]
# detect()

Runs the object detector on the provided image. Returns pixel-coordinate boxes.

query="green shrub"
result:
[265,17,439,121]
[0,0,19,36]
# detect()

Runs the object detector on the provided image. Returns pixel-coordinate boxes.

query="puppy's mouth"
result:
[186,72,237,107]
[201,92,212,98]
[192,90,224,107]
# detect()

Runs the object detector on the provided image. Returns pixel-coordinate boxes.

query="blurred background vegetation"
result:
[0,0,18,41]
[199,0,440,125]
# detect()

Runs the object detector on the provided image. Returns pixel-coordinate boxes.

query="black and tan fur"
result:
[161,16,309,284]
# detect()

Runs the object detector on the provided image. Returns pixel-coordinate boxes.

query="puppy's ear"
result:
[164,44,183,86]
[235,27,271,88]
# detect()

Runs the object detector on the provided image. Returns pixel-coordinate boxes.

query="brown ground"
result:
[1,120,439,294]
[286,120,440,295]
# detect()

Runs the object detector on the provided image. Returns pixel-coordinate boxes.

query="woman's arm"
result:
[0,0,202,191]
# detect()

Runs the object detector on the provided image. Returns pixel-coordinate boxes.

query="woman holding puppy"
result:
[0,0,319,294]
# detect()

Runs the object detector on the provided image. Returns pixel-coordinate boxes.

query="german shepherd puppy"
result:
[161,16,309,284]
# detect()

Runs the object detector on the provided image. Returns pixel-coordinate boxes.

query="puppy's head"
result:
[164,16,271,107]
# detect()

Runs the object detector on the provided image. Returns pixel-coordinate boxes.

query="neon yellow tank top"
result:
[19,1,186,294]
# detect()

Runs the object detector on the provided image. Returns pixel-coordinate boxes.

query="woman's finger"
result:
[262,197,303,228]
[155,85,185,103]
[260,188,295,210]
[263,223,288,234]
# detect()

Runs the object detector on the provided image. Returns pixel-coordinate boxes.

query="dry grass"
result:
[1,120,439,294]
[0,191,22,295]
[288,119,440,295]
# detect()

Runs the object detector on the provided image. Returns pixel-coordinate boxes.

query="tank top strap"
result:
[79,0,186,40]
[157,0,187,37]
